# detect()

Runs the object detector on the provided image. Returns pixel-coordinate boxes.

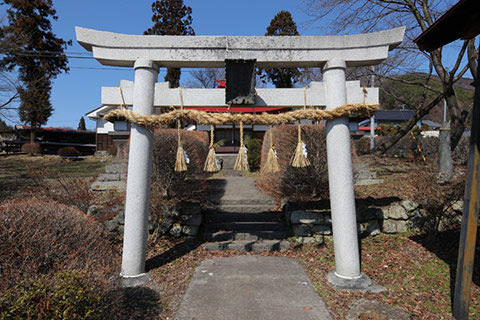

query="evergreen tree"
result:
[0,0,70,142]
[77,116,86,131]
[145,0,194,88]
[261,11,301,88]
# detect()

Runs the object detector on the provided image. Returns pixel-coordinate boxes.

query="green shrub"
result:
[58,146,81,157]
[354,136,371,155]
[21,142,41,155]
[257,124,329,201]
[0,271,102,320]
[245,137,262,171]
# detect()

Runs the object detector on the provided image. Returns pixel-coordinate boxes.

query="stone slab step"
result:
[97,173,121,182]
[90,181,126,191]
[202,240,290,252]
[208,198,277,206]
[210,204,277,213]
[204,212,284,223]
[105,163,126,174]
[205,222,285,232]
[204,230,287,242]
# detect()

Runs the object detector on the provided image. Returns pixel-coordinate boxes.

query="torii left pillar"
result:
[121,59,159,285]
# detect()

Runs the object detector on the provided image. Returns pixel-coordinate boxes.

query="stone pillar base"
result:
[120,272,150,287]
[327,271,373,290]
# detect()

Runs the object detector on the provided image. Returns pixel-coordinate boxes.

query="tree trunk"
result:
[374,94,444,155]
[30,127,36,144]
[446,86,469,151]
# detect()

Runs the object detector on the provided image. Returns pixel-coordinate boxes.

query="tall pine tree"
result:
[0,0,70,142]
[145,0,194,88]
[261,11,300,88]
[77,116,86,131]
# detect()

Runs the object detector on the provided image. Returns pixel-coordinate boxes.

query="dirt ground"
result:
[1,153,478,319]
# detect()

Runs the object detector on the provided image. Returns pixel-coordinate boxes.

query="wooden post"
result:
[453,51,479,320]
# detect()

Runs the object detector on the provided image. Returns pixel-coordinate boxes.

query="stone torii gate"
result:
[76,26,405,289]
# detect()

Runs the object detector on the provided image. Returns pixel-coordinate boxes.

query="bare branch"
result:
[450,40,468,78]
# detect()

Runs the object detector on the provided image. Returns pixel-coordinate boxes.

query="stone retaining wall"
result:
[285,200,464,242]
[93,202,202,238]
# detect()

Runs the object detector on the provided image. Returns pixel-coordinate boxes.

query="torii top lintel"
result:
[75,26,405,68]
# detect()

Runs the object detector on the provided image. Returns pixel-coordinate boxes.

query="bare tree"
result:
[303,0,479,153]
[0,72,19,122]
[186,68,224,88]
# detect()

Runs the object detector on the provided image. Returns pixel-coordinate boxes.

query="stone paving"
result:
[174,255,332,320]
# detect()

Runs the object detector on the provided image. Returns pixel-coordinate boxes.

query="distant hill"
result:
[378,72,474,124]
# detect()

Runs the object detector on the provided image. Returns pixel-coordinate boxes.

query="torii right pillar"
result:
[324,59,372,289]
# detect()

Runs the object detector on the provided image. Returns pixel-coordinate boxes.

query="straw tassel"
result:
[291,87,311,168]
[290,124,310,167]
[174,87,187,172]
[204,125,220,172]
[175,119,187,172]
[263,126,280,173]
[234,121,249,171]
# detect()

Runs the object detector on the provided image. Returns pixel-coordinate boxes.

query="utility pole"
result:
[370,66,375,151]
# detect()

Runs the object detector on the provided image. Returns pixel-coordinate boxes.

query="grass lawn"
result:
[0,153,108,201]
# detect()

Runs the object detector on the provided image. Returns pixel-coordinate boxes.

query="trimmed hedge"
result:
[21,142,41,155]
[0,198,120,291]
[151,129,209,201]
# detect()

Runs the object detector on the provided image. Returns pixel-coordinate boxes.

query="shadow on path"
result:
[146,238,204,271]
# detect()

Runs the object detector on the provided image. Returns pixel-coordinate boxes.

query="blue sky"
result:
[0,1,472,130]
[4,0,315,130]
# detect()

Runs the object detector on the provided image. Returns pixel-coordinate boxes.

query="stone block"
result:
[114,210,125,225]
[170,223,182,238]
[382,219,409,234]
[383,205,409,220]
[297,236,326,244]
[290,210,330,224]
[451,200,464,213]
[358,220,380,236]
[183,215,202,226]
[87,205,100,218]
[104,219,118,232]
[312,224,332,235]
[182,225,199,236]
[400,200,419,212]
[158,218,173,235]
[292,224,312,237]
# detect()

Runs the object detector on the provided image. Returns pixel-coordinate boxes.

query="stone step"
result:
[105,163,126,174]
[202,240,290,252]
[205,221,285,232]
[97,173,121,182]
[209,204,277,213]
[204,212,284,223]
[90,181,126,191]
[209,198,277,206]
[204,230,287,242]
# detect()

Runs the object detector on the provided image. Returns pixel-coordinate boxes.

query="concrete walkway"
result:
[174,255,332,320]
